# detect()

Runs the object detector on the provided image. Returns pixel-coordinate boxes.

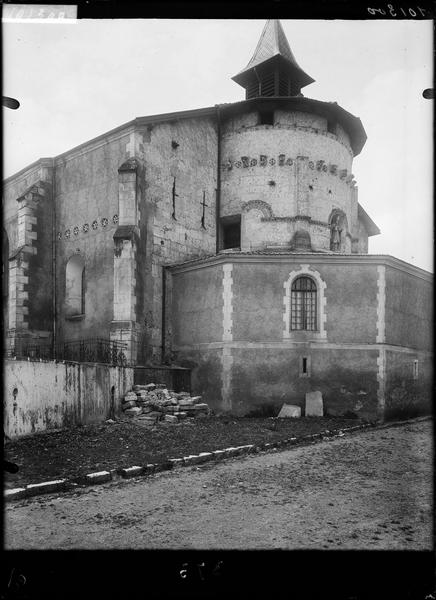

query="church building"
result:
[3,20,432,422]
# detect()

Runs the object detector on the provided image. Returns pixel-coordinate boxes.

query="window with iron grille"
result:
[291,276,317,331]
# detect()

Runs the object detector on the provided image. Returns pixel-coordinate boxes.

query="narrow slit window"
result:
[413,360,419,380]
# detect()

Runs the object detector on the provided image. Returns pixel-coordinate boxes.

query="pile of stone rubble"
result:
[121,383,210,424]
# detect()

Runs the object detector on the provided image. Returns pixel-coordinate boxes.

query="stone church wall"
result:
[384,265,433,351]
[382,265,433,420]
[169,256,382,416]
[171,265,224,346]
[54,130,133,343]
[135,116,218,362]
[229,346,379,419]
[384,349,432,420]
[3,160,55,339]
[169,255,432,420]
[230,260,378,344]
[220,108,358,251]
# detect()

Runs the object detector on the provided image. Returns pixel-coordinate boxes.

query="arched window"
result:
[291,276,317,331]
[65,254,85,317]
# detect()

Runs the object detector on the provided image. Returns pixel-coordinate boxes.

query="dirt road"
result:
[4,419,432,549]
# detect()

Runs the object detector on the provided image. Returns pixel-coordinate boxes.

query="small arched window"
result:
[291,276,317,331]
[65,254,85,317]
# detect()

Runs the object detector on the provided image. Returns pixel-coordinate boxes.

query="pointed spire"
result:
[232,20,314,99]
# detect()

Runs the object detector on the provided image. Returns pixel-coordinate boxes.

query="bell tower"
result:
[232,19,315,99]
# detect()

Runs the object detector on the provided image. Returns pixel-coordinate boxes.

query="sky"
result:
[2,19,433,272]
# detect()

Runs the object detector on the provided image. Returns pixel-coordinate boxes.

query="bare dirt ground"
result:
[4,415,358,488]
[4,419,432,550]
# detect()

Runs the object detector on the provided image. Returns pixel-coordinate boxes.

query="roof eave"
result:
[232,54,315,89]
[358,203,380,236]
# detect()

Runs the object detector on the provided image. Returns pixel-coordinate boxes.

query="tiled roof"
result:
[245,20,299,71]
[233,20,314,87]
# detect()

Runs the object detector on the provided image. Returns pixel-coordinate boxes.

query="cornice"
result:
[168,252,433,282]
[3,158,54,189]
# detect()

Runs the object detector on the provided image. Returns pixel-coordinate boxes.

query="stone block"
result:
[134,383,156,391]
[225,447,240,457]
[305,391,324,417]
[177,412,187,419]
[239,444,255,454]
[26,479,67,496]
[124,392,137,401]
[85,471,111,484]
[124,407,142,416]
[197,452,213,463]
[122,400,136,410]
[164,414,178,423]
[194,403,209,411]
[148,411,162,419]
[120,466,143,478]
[5,487,27,501]
[190,396,202,403]
[168,458,183,468]
[179,399,195,407]
[212,450,226,460]
[278,404,301,418]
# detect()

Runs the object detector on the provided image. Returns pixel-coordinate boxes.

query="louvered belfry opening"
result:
[232,20,315,100]
[245,63,302,99]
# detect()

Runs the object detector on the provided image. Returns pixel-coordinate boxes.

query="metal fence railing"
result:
[4,336,129,367]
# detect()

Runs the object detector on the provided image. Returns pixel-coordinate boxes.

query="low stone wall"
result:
[4,359,134,438]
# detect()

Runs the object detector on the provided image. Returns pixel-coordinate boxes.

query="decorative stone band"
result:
[222,153,355,185]
[261,214,330,227]
[283,264,327,340]
[241,199,274,219]
[57,215,118,240]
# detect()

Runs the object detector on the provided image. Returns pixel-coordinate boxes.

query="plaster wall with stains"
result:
[4,359,134,438]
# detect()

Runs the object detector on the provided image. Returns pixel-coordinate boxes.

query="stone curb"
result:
[4,416,430,502]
